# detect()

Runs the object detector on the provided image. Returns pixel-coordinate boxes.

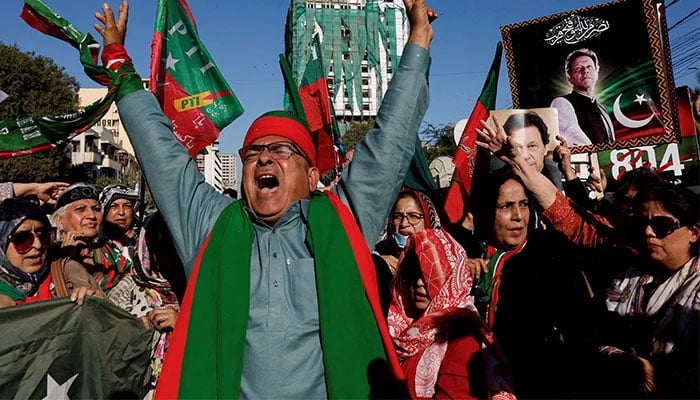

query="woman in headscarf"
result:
[374,188,442,314]
[108,211,184,398]
[0,198,103,307]
[388,228,515,400]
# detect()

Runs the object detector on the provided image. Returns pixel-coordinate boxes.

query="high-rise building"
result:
[285,0,408,128]
[219,153,238,190]
[195,142,224,192]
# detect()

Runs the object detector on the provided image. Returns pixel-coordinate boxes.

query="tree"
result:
[421,123,456,164]
[340,119,456,166]
[341,118,375,150]
[0,43,79,182]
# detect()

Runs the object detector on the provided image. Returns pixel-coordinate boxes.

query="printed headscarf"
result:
[401,188,441,229]
[99,183,139,212]
[387,228,515,400]
[0,198,51,297]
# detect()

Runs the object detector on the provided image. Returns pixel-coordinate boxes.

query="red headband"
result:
[243,114,317,166]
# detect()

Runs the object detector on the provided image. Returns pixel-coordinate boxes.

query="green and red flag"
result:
[0,0,126,159]
[297,33,345,176]
[443,42,502,226]
[0,297,151,399]
[150,0,243,156]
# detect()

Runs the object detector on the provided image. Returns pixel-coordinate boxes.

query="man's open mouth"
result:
[257,174,279,190]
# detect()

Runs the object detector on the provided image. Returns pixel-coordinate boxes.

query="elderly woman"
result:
[388,228,515,400]
[0,198,103,307]
[52,182,132,293]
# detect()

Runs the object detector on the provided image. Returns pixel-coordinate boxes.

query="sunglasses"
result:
[635,216,682,239]
[8,228,53,254]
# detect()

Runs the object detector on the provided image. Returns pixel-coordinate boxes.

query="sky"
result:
[0,0,697,156]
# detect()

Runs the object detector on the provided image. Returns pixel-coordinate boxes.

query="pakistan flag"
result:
[0,297,151,399]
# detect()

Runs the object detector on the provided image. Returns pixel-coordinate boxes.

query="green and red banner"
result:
[0,0,124,159]
[150,0,243,156]
[443,42,503,226]
[297,34,344,175]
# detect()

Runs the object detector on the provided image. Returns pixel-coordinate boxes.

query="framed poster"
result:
[500,0,678,154]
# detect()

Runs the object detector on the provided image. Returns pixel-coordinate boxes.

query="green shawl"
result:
[156,192,398,398]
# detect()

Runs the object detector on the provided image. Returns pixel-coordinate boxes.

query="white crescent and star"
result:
[613,93,655,129]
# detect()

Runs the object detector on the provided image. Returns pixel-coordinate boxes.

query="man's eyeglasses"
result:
[635,216,682,239]
[8,228,52,254]
[391,212,424,226]
[239,141,308,164]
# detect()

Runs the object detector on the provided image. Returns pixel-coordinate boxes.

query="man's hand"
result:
[404,0,437,50]
[94,0,129,47]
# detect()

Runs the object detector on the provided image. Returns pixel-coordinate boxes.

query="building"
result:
[78,88,135,157]
[285,0,408,128]
[70,125,128,180]
[219,152,238,190]
[195,142,225,192]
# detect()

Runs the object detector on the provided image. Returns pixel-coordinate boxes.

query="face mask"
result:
[393,232,409,249]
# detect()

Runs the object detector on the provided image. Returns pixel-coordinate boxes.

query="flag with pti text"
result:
[443,42,502,226]
[150,0,243,156]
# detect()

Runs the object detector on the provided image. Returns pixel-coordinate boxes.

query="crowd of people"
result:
[0,0,697,398]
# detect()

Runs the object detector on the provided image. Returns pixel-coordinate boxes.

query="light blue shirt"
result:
[117,43,430,399]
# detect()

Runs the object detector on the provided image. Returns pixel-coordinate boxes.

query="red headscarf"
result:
[387,229,515,400]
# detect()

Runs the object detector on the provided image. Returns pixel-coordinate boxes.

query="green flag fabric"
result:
[150,0,244,157]
[0,297,152,399]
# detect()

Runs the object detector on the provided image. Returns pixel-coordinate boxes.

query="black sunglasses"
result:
[636,216,682,239]
[8,228,52,254]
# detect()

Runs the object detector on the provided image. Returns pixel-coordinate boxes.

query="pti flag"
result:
[150,0,243,156]
[0,0,126,159]
[443,42,502,226]
[0,297,152,399]
[298,33,344,176]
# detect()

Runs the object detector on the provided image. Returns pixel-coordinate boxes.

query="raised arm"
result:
[334,0,437,248]
[95,1,230,274]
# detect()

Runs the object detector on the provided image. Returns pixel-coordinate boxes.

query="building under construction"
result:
[285,0,408,128]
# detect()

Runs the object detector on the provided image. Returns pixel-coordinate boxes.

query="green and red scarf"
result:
[0,0,142,158]
[156,191,401,399]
